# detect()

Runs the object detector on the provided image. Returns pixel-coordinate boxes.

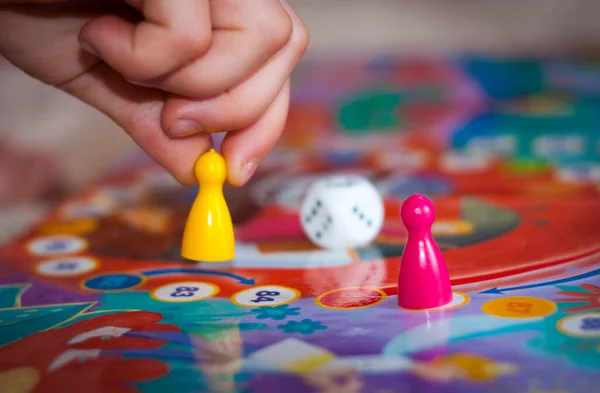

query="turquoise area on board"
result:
[0,284,26,308]
[450,96,600,163]
[0,303,93,346]
[526,302,600,369]
[460,57,544,98]
[137,363,252,393]
[277,318,327,335]
[250,304,301,321]
[555,285,594,293]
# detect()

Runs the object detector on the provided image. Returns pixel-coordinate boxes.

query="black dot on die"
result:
[327,216,332,223]
[316,200,322,207]
[359,214,364,220]
[312,208,317,215]
[367,220,372,227]
[352,206,358,213]
[316,231,322,238]
[305,216,311,223]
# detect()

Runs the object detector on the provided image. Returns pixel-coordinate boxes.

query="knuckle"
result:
[175,28,212,57]
[126,29,212,81]
[122,63,160,81]
[220,93,261,130]
[292,21,309,56]
[257,11,293,52]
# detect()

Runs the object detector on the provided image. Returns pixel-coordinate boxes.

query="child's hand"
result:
[0,0,308,186]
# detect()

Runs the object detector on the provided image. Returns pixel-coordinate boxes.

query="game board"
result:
[1,56,600,393]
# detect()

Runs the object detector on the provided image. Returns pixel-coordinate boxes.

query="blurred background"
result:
[2,0,600,243]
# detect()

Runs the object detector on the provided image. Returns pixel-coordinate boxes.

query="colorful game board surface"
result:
[1,56,600,393]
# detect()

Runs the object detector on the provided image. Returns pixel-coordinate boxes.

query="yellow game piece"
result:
[181,149,234,262]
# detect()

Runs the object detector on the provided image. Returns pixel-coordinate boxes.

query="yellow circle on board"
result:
[481,296,556,319]
[37,219,98,236]
[431,220,473,236]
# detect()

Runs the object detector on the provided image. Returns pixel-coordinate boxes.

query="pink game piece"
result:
[397,194,452,310]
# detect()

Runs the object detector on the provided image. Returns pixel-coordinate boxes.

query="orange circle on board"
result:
[315,287,386,310]
[37,219,98,236]
[481,296,556,319]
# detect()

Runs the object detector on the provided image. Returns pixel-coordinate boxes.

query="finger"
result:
[150,0,293,98]
[0,1,211,184]
[79,0,212,81]
[60,63,212,185]
[221,80,290,186]
[161,1,308,136]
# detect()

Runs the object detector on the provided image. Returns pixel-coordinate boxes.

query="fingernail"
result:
[124,77,155,88]
[238,159,258,185]
[80,39,100,57]
[168,120,202,138]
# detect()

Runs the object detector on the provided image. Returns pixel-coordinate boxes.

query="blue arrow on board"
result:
[479,267,600,294]
[141,268,255,285]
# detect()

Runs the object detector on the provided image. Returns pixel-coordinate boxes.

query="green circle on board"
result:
[338,89,403,134]
[506,158,551,175]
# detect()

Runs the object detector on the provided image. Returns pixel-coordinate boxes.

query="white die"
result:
[299,175,384,249]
